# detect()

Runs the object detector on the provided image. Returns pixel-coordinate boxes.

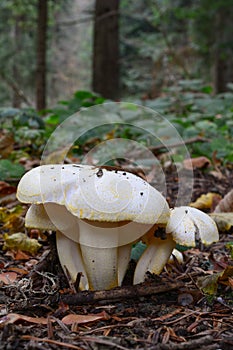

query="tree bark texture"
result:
[36,0,48,111]
[92,0,119,99]
[214,6,233,93]
[12,18,22,108]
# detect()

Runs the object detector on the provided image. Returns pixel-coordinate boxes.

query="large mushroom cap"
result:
[17,164,170,247]
[17,164,169,223]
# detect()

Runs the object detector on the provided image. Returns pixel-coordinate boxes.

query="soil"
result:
[0,166,232,350]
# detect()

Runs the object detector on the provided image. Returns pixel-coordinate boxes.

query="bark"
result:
[12,18,22,108]
[214,6,233,93]
[36,0,48,111]
[92,0,119,99]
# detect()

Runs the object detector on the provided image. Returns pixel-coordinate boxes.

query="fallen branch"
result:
[156,335,215,350]
[61,281,184,305]
[149,136,209,155]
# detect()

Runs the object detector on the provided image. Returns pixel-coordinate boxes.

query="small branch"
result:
[156,335,215,350]
[61,281,183,305]
[149,136,209,155]
[0,71,32,107]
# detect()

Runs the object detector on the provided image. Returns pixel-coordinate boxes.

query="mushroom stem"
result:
[78,219,122,291]
[56,231,89,290]
[80,244,118,290]
[118,243,132,285]
[133,236,176,285]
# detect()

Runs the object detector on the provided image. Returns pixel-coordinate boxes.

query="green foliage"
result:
[45,90,105,124]
[0,107,46,158]
[142,80,233,162]
[0,159,25,180]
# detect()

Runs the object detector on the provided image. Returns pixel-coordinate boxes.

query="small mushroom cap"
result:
[166,206,219,247]
[17,164,169,225]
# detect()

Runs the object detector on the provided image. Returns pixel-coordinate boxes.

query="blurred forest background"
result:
[1,0,233,107]
[0,0,233,179]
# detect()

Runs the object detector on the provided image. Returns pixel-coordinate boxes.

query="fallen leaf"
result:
[214,189,233,212]
[0,181,16,196]
[6,267,28,275]
[183,156,211,170]
[197,273,221,295]
[3,232,42,255]
[0,313,50,326]
[0,272,17,285]
[14,250,31,260]
[0,206,25,233]
[218,266,233,286]
[197,266,233,294]
[190,193,221,210]
[209,212,233,231]
[62,311,109,325]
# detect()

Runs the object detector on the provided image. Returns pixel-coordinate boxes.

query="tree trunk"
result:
[214,6,233,93]
[36,0,48,111]
[92,0,119,99]
[12,18,22,108]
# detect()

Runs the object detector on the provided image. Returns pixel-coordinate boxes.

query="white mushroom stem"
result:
[56,231,89,290]
[133,236,176,285]
[78,219,131,291]
[118,243,132,285]
[80,244,118,291]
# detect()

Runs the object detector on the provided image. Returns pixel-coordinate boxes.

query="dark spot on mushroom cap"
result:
[96,169,103,177]
[54,179,56,181]
[185,209,188,214]
[140,192,143,196]
[72,165,80,168]
[62,166,65,169]
[51,167,54,169]
[122,172,126,175]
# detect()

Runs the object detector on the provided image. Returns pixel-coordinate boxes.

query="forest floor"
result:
[0,165,232,350]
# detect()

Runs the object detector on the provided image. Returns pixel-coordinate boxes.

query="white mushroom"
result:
[16,164,170,291]
[133,206,219,284]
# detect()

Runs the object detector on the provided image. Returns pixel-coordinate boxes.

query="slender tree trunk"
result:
[36,0,48,111]
[92,0,119,99]
[214,6,233,93]
[12,18,22,108]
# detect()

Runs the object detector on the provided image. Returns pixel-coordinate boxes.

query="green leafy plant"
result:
[0,159,25,181]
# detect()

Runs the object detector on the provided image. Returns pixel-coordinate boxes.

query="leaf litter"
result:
[0,164,233,349]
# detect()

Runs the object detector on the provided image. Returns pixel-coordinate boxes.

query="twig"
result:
[149,136,208,155]
[75,336,129,350]
[155,335,215,350]
[0,71,32,107]
[61,281,184,305]
[22,335,84,350]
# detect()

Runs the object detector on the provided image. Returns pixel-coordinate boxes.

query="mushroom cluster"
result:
[16,164,219,291]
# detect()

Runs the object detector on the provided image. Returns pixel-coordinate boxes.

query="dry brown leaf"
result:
[0,272,17,285]
[6,267,28,275]
[0,313,50,326]
[214,189,233,212]
[0,181,16,196]
[0,132,14,158]
[183,156,211,170]
[62,311,109,325]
